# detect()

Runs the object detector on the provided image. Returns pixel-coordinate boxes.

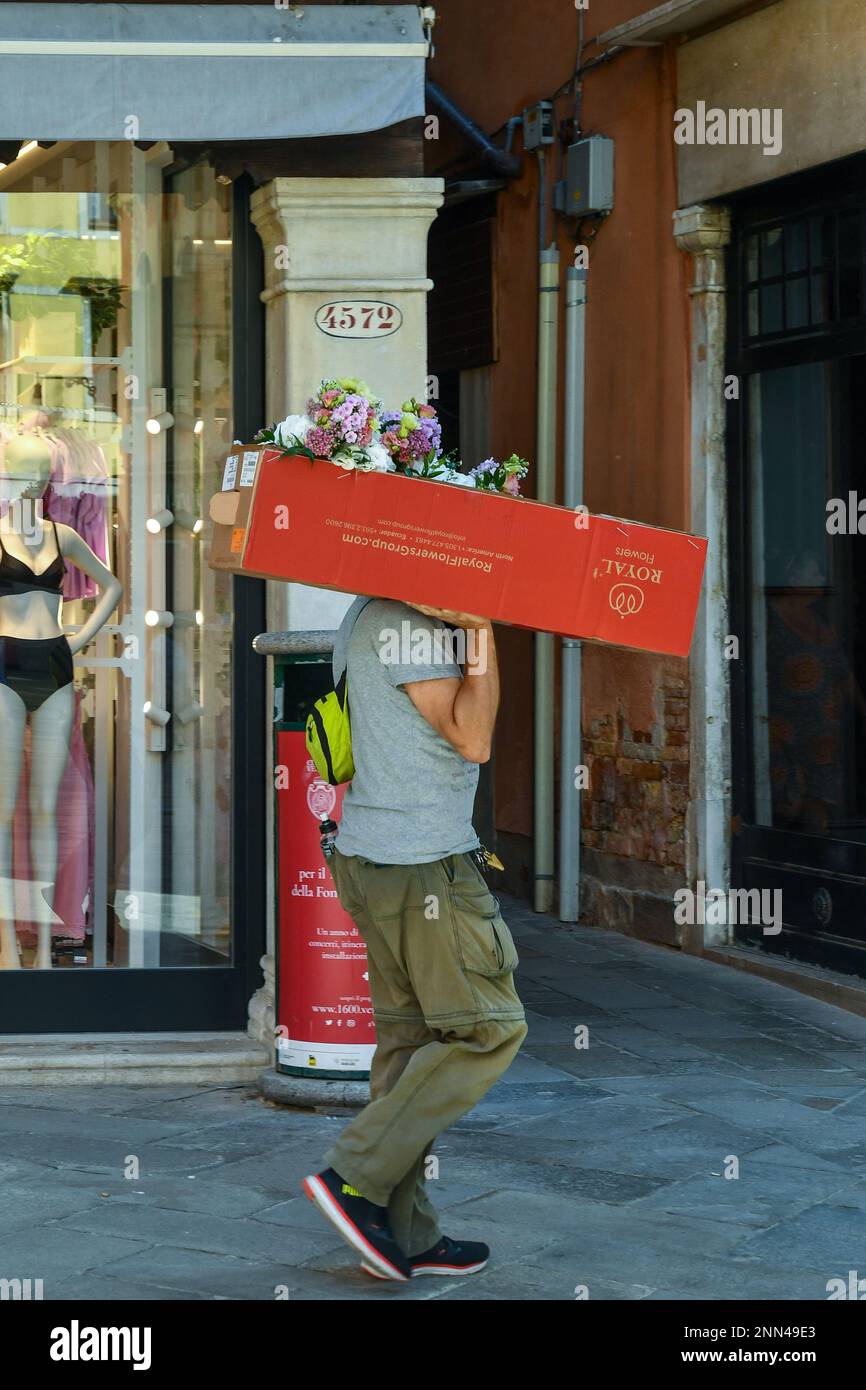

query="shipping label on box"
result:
[208,446,708,658]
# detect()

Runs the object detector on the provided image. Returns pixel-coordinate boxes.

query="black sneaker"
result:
[361,1233,489,1279]
[303,1168,411,1281]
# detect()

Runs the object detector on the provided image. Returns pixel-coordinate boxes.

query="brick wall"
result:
[580,667,690,946]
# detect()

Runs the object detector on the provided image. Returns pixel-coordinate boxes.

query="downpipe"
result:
[533,157,559,913]
[559,264,587,922]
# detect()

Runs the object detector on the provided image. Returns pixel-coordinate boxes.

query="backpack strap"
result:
[334,666,349,712]
[332,595,375,686]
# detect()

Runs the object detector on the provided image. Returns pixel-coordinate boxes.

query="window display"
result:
[0,144,234,971]
[0,416,121,969]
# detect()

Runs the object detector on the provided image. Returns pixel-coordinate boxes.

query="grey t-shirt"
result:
[333,597,480,865]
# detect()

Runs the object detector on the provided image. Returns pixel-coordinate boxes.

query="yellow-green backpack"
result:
[305,668,354,786]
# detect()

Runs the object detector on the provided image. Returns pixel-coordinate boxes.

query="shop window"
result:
[0,144,233,972]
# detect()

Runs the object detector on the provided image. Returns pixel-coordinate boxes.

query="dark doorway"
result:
[728,156,866,977]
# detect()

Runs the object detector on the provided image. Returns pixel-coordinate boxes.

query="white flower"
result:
[334,456,356,471]
[365,441,397,473]
[273,413,314,448]
[443,468,477,488]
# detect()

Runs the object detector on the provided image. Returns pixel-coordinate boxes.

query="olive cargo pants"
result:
[323,848,528,1258]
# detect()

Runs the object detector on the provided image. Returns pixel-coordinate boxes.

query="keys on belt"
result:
[471,844,504,873]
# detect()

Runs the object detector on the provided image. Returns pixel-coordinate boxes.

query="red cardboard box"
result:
[208,446,707,658]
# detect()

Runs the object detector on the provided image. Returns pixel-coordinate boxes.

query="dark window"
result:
[427,194,497,373]
[742,205,864,342]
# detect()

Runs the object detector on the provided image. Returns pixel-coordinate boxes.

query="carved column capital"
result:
[673,204,732,294]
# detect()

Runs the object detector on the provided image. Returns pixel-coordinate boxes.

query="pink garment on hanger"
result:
[42,430,110,599]
[12,686,94,942]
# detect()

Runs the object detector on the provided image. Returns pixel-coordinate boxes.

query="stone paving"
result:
[2,894,866,1300]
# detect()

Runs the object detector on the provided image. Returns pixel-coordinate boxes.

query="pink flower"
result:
[503,475,521,496]
[306,426,336,458]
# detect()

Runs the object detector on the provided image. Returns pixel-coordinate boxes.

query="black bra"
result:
[0,518,66,598]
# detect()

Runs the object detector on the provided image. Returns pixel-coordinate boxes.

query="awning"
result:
[0,3,430,142]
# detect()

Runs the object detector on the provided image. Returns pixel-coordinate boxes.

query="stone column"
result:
[250,176,444,631]
[245,176,443,1048]
[673,203,732,951]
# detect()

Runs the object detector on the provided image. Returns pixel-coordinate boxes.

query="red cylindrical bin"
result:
[274,653,375,1079]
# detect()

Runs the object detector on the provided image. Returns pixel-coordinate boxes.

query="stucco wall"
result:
[677,0,866,204]
[429,1,692,910]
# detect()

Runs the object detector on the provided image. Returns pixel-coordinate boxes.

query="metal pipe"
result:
[503,116,522,155]
[559,265,587,921]
[537,148,547,250]
[534,240,559,914]
[425,79,523,178]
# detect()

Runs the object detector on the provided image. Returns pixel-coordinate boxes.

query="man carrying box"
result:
[303,597,527,1282]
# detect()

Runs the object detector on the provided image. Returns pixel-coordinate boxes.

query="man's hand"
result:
[407,602,488,628]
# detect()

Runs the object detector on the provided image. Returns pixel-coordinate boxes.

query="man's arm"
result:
[401,609,499,764]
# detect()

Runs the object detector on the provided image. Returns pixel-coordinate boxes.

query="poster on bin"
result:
[276,730,375,1074]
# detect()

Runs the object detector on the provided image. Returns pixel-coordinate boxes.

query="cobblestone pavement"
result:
[2,895,866,1300]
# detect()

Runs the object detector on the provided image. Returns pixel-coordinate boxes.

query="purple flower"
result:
[407,424,440,458]
[469,458,498,478]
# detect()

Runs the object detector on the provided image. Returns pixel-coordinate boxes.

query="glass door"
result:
[162,164,234,968]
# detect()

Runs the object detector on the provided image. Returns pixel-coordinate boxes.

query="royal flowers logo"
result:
[256,381,530,498]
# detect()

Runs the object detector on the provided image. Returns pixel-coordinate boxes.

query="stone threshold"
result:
[699,945,866,1019]
[0,1031,271,1085]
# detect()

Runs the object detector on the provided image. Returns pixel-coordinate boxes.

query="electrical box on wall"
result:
[522,101,555,151]
[554,136,615,218]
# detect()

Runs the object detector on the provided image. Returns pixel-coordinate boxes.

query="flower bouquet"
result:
[468,454,530,496]
[379,397,443,471]
[256,381,530,497]
[256,378,393,473]
[211,380,708,659]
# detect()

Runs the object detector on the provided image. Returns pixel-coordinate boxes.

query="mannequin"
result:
[0,428,122,969]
